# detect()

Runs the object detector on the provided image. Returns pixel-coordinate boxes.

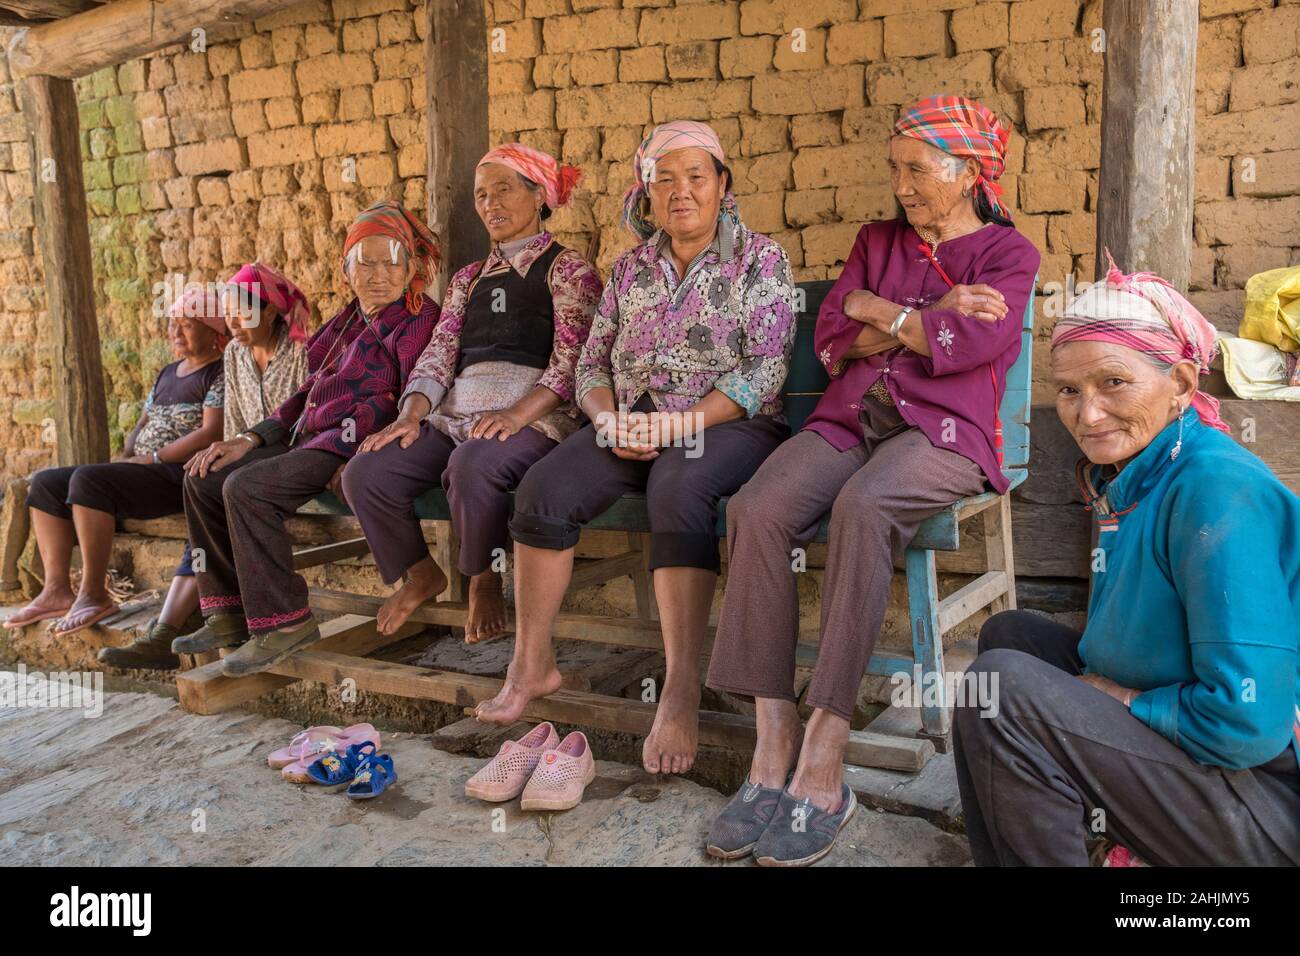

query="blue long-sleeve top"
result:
[1078,411,1300,772]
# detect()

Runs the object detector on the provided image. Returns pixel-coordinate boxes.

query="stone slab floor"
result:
[0,674,971,867]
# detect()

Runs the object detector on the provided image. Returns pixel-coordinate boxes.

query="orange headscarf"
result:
[342,201,441,314]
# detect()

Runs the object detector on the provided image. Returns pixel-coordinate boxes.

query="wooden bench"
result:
[177,279,1036,773]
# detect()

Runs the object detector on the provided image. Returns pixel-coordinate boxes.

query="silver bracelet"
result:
[238,432,259,446]
[152,450,162,464]
[889,306,913,338]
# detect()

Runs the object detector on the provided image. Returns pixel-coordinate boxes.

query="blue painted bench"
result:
[294,278,1035,769]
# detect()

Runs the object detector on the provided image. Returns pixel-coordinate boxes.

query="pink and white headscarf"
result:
[1052,252,1230,434]
[478,144,581,212]
[227,262,310,344]
[167,284,229,350]
[621,120,740,241]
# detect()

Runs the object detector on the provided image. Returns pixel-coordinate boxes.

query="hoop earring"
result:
[1170,407,1186,462]
[961,187,971,197]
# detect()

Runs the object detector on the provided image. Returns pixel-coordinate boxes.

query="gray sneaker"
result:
[705,779,785,860]
[171,613,248,654]
[753,784,857,867]
[221,615,323,678]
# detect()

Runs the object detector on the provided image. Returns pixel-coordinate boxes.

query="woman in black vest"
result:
[343,145,602,642]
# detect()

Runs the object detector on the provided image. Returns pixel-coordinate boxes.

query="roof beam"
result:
[6,0,305,78]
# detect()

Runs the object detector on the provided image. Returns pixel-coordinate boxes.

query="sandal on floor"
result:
[269,723,379,769]
[519,731,596,812]
[347,752,397,800]
[3,603,73,630]
[305,741,377,788]
[51,603,119,637]
[464,722,560,802]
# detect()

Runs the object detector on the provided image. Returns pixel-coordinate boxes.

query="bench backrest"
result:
[784,278,1037,473]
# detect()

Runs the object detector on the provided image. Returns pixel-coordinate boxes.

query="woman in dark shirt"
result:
[6,292,225,637]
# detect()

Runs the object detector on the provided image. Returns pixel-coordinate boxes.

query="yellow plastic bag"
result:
[1240,266,1300,353]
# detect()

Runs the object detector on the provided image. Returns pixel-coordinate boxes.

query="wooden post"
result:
[1094,0,1199,289]
[20,73,109,466]
[425,0,489,298]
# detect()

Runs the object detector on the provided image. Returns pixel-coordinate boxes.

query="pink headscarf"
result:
[1052,252,1230,434]
[167,284,229,350]
[893,95,1012,220]
[478,144,581,212]
[621,120,739,241]
[227,262,310,344]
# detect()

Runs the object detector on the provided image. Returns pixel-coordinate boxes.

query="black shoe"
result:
[98,621,182,670]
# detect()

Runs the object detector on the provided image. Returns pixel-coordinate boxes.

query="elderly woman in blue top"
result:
[954,258,1299,867]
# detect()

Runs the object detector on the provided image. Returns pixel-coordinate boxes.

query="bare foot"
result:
[3,586,75,629]
[465,572,508,644]
[377,561,447,635]
[475,654,563,725]
[642,676,701,775]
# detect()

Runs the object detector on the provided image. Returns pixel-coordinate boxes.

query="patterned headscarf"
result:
[228,262,310,344]
[478,144,581,211]
[621,120,740,241]
[1052,251,1231,434]
[342,200,441,314]
[893,95,1012,220]
[167,284,230,350]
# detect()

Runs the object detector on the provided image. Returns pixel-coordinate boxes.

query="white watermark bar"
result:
[890,665,999,719]
[0,664,104,719]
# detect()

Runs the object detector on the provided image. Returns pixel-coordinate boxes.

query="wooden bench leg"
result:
[982,493,1016,613]
[628,532,658,623]
[433,522,468,604]
[905,544,949,740]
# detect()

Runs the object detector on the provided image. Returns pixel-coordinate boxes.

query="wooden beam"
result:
[0,0,103,23]
[5,0,305,79]
[1094,0,1199,287]
[19,73,109,466]
[425,0,489,297]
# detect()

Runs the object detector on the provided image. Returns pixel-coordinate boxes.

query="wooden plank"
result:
[936,570,1008,634]
[425,0,489,297]
[292,536,370,570]
[19,73,108,465]
[904,546,947,739]
[1095,0,1198,287]
[983,493,1016,615]
[569,550,643,592]
[174,614,426,716]
[626,532,657,622]
[269,649,933,772]
[7,0,307,79]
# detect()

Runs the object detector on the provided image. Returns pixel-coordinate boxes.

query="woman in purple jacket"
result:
[703,96,1040,866]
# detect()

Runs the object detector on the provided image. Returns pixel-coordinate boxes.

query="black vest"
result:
[457,240,564,374]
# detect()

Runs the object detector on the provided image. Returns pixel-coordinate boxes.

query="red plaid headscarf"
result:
[343,201,441,314]
[478,144,581,211]
[893,95,1012,220]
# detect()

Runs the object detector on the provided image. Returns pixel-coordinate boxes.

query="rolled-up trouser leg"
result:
[642,413,789,572]
[182,441,289,616]
[953,621,1300,866]
[343,424,456,585]
[65,461,186,519]
[224,448,343,634]
[509,422,651,552]
[26,466,79,519]
[444,428,556,576]
[706,430,866,704]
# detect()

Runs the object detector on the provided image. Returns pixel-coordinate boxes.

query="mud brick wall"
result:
[0,0,1298,477]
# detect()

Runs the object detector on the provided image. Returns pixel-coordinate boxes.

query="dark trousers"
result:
[28,461,186,521]
[342,423,556,582]
[954,610,1300,866]
[509,397,788,573]
[706,398,987,721]
[182,443,342,634]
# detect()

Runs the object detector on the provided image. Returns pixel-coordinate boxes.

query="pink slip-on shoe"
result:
[519,731,596,812]
[464,722,561,802]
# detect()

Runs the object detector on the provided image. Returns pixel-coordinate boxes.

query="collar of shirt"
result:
[1089,412,1203,516]
[483,230,552,278]
[238,324,290,379]
[648,215,737,294]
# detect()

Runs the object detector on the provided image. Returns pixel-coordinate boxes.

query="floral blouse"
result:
[402,231,603,443]
[576,219,797,418]
[222,326,309,440]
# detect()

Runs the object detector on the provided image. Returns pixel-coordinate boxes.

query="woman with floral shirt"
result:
[344,144,601,644]
[477,121,798,780]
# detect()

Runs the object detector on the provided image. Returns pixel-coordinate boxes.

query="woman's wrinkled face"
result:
[170,315,218,359]
[342,234,416,314]
[1052,340,1197,468]
[475,163,543,245]
[647,147,726,244]
[888,136,978,231]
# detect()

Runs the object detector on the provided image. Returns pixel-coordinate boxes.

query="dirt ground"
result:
[0,673,972,867]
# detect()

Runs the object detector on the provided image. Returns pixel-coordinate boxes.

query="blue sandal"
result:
[347,751,396,800]
[306,741,376,787]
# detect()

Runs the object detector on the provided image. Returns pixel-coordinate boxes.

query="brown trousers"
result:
[706,396,988,720]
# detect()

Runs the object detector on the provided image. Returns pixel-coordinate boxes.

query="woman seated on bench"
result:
[105,263,311,669]
[178,201,438,678]
[702,95,1039,866]
[477,120,798,778]
[342,144,601,641]
[954,261,1300,866]
[7,291,226,637]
